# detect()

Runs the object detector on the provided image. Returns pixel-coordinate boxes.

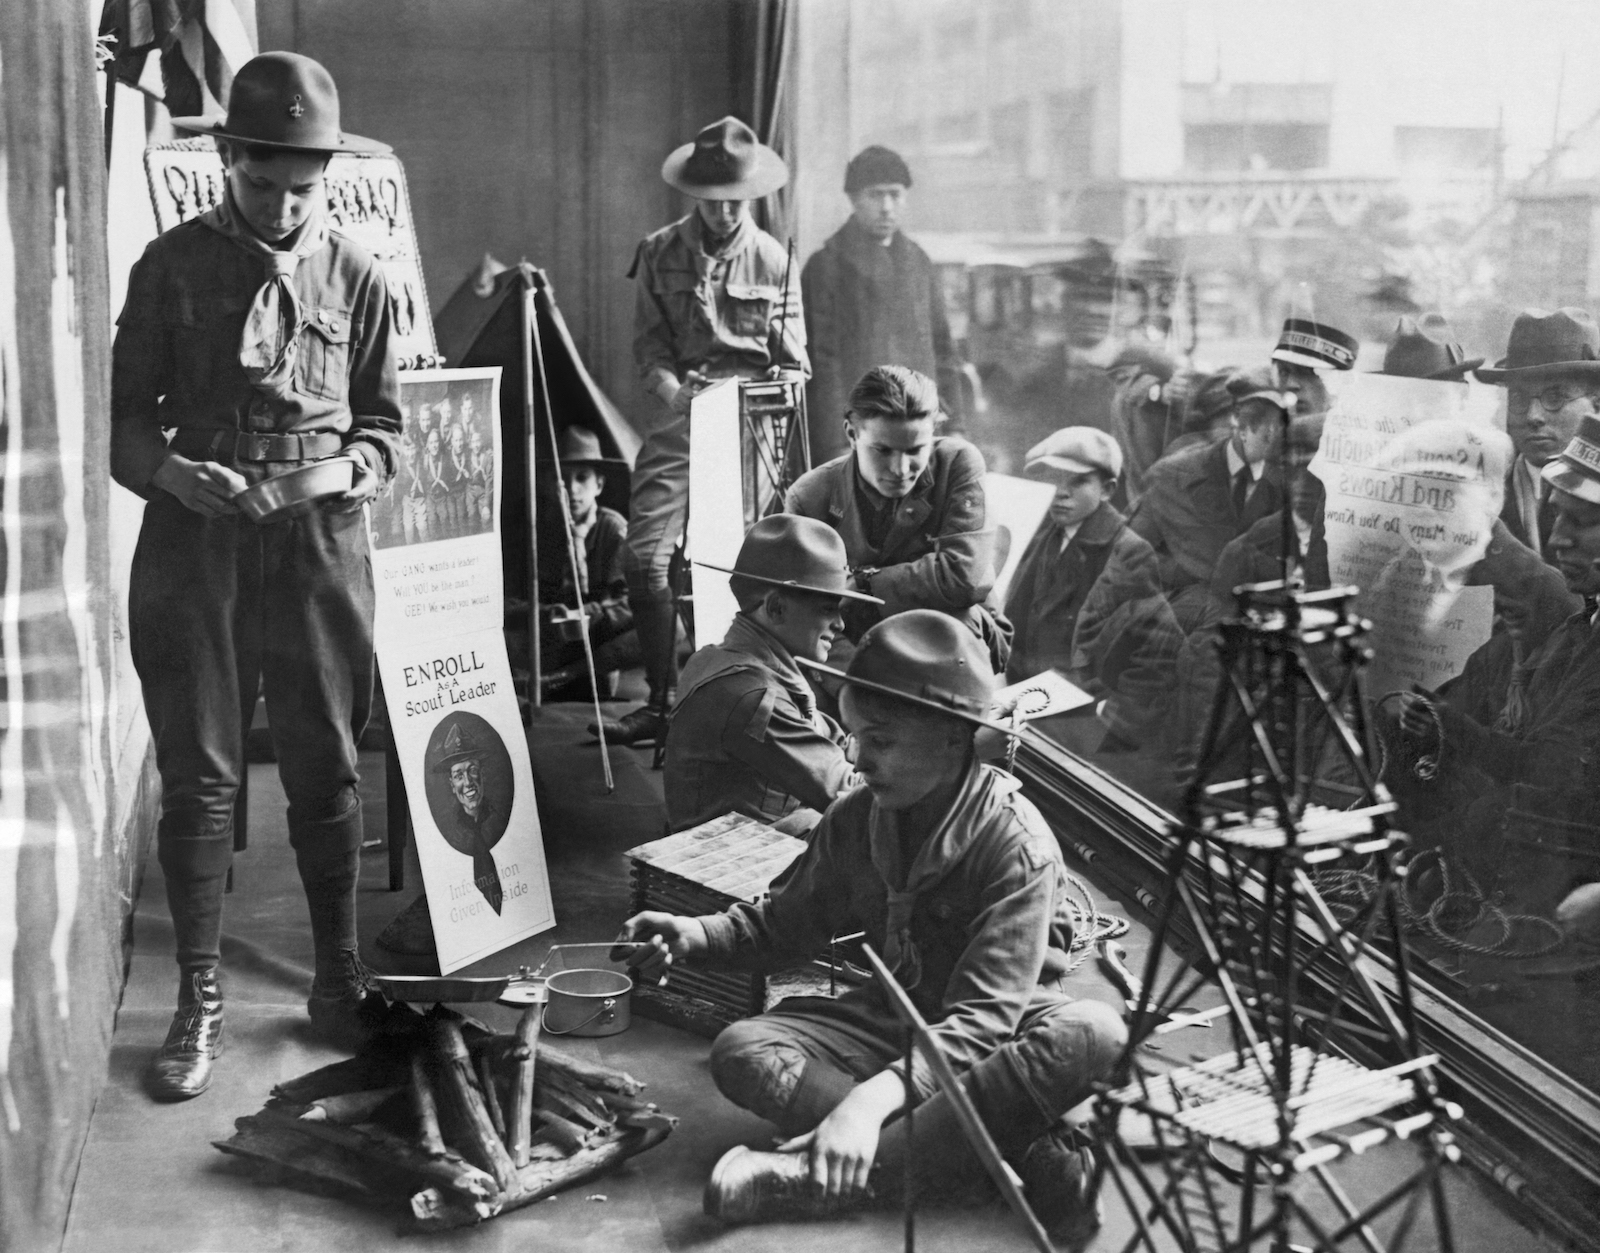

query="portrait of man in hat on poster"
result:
[596,116,810,750]
[425,713,515,916]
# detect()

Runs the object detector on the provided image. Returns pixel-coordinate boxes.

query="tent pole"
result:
[521,276,542,712]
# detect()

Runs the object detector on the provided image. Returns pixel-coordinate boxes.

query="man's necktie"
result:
[1232,466,1252,519]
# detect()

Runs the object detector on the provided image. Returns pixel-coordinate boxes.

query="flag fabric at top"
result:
[99,0,256,115]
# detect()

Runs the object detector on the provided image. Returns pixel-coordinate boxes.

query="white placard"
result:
[983,472,1057,605]
[368,366,555,972]
[686,379,747,652]
[1309,373,1507,695]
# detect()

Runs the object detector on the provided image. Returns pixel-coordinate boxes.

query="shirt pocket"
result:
[724,283,779,339]
[298,306,355,402]
[166,291,248,401]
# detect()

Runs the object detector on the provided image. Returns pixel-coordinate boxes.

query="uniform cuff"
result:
[344,438,386,480]
[697,912,740,962]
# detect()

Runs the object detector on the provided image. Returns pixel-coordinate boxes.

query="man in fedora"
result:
[1390,413,1600,925]
[111,52,400,1099]
[1476,308,1600,560]
[664,514,879,834]
[622,609,1125,1238]
[597,116,810,749]
[537,425,638,699]
[801,145,966,463]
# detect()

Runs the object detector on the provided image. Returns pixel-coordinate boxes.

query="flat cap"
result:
[1025,426,1123,479]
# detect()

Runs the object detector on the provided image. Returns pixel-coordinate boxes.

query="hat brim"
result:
[692,562,883,605]
[797,657,1016,734]
[1025,454,1112,477]
[429,750,485,774]
[661,143,790,199]
[558,455,629,471]
[1541,459,1600,505]
[1474,359,1600,384]
[170,115,392,155]
[1378,357,1485,381]
[1271,347,1352,371]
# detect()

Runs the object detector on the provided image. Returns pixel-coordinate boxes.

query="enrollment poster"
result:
[1309,373,1508,695]
[368,367,555,972]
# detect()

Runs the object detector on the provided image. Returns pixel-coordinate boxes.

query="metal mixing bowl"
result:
[233,457,355,524]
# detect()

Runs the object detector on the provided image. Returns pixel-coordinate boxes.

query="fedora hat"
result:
[1541,413,1600,505]
[696,514,882,604]
[662,117,789,200]
[1476,308,1600,384]
[799,609,1011,733]
[429,721,487,774]
[170,51,389,155]
[1271,318,1358,371]
[556,425,627,470]
[1378,314,1483,380]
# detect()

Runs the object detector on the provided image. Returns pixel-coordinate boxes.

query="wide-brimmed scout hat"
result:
[662,116,788,200]
[429,722,487,774]
[696,514,882,604]
[1541,413,1600,505]
[1378,313,1483,380]
[171,51,389,155]
[1025,427,1123,480]
[1475,308,1600,384]
[1271,318,1359,371]
[556,425,627,471]
[799,608,1012,733]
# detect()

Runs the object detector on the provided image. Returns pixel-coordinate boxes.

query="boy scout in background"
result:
[621,610,1125,1240]
[111,53,400,1100]
[785,365,1012,673]
[664,514,878,834]
[595,117,809,748]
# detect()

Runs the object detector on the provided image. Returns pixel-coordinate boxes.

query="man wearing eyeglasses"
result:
[1476,309,1600,562]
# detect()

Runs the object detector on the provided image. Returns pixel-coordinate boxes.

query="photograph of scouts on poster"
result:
[423,712,515,915]
[370,373,498,548]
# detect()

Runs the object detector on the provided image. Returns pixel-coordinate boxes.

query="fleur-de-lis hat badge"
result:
[287,94,305,119]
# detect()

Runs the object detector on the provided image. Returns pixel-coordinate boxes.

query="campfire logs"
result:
[214,1002,675,1229]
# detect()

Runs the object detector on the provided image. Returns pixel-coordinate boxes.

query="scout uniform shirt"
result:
[664,614,857,833]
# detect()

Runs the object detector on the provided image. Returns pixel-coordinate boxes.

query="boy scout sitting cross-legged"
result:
[619,609,1127,1240]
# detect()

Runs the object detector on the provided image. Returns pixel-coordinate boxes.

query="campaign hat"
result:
[798,609,1011,732]
[170,52,389,155]
[1025,427,1123,480]
[695,514,882,604]
[845,146,913,193]
[556,425,627,471]
[1271,318,1359,371]
[1475,308,1600,384]
[1541,413,1600,505]
[429,722,487,774]
[1378,314,1483,380]
[662,117,789,200]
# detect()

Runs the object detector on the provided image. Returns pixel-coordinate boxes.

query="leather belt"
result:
[169,429,344,463]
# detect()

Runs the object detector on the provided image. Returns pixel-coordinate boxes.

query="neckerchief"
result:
[869,758,1016,987]
[199,184,330,403]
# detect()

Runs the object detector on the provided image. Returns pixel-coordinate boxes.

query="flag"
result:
[98,0,255,115]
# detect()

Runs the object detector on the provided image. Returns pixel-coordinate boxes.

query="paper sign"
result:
[983,472,1057,605]
[368,367,554,972]
[143,141,437,367]
[995,669,1095,720]
[686,379,746,652]
[1309,373,1508,695]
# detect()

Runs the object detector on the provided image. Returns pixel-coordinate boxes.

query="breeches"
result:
[129,495,375,882]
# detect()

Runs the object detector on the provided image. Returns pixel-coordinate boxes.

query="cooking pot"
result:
[541,967,633,1037]
[233,457,355,524]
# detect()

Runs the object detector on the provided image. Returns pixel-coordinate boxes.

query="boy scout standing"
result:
[111,53,400,1100]
[595,117,809,747]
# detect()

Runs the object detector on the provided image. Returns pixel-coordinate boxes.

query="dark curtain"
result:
[730,0,796,244]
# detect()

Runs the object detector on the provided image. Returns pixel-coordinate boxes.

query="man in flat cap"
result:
[1476,308,1600,561]
[801,146,966,464]
[113,51,399,1100]
[620,609,1125,1240]
[599,117,810,748]
[664,514,880,834]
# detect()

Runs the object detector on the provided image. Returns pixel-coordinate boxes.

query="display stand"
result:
[1093,577,1461,1252]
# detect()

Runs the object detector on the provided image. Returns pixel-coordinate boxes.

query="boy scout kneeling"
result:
[111,53,400,1100]
[620,610,1126,1238]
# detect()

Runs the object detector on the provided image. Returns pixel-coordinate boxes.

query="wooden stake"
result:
[411,1056,446,1158]
[431,1020,518,1190]
[508,1004,541,1167]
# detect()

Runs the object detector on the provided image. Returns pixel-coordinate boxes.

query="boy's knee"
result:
[710,1021,808,1118]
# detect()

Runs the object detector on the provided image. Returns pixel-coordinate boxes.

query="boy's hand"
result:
[613,911,708,981]
[330,455,380,512]
[775,1070,905,1200]
[151,454,247,517]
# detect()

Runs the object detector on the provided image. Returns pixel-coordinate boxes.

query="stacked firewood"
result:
[214,1002,675,1230]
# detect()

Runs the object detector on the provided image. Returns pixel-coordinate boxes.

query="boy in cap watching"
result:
[663,514,880,834]
[111,53,400,1099]
[802,146,966,462]
[619,609,1126,1239]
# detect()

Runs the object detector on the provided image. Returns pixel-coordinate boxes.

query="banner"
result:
[368,367,555,972]
[1309,373,1508,695]
[143,142,437,368]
